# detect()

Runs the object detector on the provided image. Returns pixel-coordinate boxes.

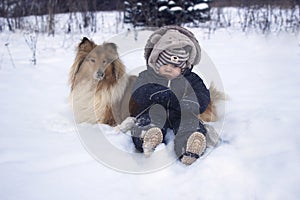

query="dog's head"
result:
[71,37,125,86]
[70,38,127,91]
[83,42,122,82]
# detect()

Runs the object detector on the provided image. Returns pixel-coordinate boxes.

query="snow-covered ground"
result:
[1,12,300,199]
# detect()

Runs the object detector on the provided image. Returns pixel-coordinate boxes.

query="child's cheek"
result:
[174,68,182,77]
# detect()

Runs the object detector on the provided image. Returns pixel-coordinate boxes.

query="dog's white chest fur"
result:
[70,75,129,124]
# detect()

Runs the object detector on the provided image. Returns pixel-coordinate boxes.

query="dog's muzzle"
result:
[94,70,104,81]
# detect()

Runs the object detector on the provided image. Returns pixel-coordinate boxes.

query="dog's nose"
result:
[97,70,104,78]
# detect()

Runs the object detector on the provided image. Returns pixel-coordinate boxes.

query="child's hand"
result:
[115,117,137,133]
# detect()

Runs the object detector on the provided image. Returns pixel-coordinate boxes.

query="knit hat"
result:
[156,48,189,70]
[145,26,201,74]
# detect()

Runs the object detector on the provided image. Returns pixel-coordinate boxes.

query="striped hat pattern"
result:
[146,27,201,74]
[156,48,189,71]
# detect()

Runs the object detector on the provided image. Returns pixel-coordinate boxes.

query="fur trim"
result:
[148,29,197,72]
[145,26,201,69]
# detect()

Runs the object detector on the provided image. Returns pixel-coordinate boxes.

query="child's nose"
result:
[166,64,174,70]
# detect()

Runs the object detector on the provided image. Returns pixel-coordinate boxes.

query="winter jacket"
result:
[130,66,210,135]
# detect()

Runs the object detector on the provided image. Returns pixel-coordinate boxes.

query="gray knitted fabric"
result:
[145,26,201,73]
[156,48,189,70]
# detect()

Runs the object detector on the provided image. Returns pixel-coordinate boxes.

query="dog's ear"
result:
[104,42,118,52]
[69,38,97,91]
[78,37,97,53]
[104,42,119,61]
[103,42,118,55]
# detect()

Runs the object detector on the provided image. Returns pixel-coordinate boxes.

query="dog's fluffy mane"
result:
[69,37,135,126]
[69,37,97,91]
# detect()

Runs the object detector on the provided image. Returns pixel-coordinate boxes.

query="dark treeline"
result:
[123,0,300,28]
[1,0,299,18]
[0,0,124,17]
[127,0,300,7]
[211,0,300,7]
[1,0,299,34]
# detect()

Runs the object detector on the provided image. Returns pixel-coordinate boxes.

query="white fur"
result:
[70,74,129,124]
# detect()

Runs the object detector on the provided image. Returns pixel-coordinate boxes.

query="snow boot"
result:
[142,127,163,157]
[180,132,206,165]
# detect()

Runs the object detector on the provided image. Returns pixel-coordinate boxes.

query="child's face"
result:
[158,64,182,80]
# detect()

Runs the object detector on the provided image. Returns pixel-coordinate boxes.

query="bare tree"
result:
[23,29,38,65]
[47,0,57,36]
[0,0,16,31]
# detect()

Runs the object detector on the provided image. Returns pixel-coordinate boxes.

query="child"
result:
[129,26,210,165]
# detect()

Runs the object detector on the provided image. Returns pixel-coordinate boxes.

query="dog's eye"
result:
[90,59,96,63]
[103,60,106,64]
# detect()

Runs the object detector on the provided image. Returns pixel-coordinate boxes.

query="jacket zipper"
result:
[167,80,172,127]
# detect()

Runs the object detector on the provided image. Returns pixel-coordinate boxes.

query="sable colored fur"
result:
[69,37,136,126]
[199,83,226,122]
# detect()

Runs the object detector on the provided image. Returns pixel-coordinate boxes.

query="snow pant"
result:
[131,104,207,158]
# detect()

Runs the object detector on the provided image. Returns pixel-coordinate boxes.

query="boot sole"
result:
[181,132,206,165]
[142,127,163,157]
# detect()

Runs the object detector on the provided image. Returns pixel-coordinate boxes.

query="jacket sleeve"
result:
[182,72,210,114]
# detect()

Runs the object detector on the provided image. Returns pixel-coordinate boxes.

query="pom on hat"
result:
[156,48,189,70]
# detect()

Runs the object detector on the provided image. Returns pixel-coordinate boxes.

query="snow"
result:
[158,6,168,12]
[187,6,194,12]
[168,1,176,6]
[1,11,300,199]
[194,3,209,11]
[157,0,168,3]
[170,6,183,12]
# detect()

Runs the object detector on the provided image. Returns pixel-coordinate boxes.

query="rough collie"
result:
[69,37,136,126]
